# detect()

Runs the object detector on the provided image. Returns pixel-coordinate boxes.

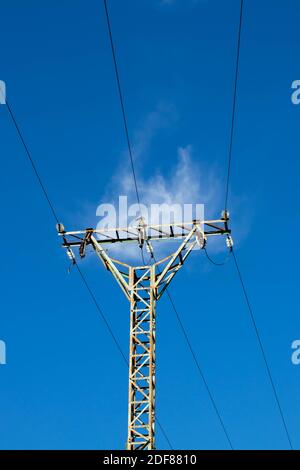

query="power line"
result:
[232,249,293,449]
[76,263,173,450]
[4,100,59,225]
[102,0,141,212]
[165,288,234,449]
[151,252,234,449]
[76,263,128,365]
[3,101,127,367]
[221,0,293,449]
[224,0,244,211]
[3,98,173,450]
[204,244,293,449]
[204,246,232,266]
[204,243,293,449]
[102,0,147,266]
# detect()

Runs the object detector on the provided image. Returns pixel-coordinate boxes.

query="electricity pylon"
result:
[57,212,231,450]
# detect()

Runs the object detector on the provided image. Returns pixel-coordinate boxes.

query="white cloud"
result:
[131,103,177,162]
[94,104,223,261]
[102,103,220,216]
[78,105,250,264]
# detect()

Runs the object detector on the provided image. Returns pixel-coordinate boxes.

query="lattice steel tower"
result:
[57,213,231,450]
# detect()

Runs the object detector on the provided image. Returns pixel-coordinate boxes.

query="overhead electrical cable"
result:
[152,253,234,449]
[232,250,293,449]
[165,288,234,449]
[103,0,141,212]
[224,0,244,211]
[103,0,148,266]
[203,246,232,266]
[221,0,294,449]
[4,100,59,225]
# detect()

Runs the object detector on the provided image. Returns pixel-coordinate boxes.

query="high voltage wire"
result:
[203,246,232,267]
[216,0,294,449]
[232,250,293,449]
[103,0,141,213]
[151,253,233,448]
[2,99,173,450]
[165,288,234,449]
[103,0,147,267]
[4,100,59,225]
[205,244,294,448]
[76,263,128,365]
[76,263,173,449]
[224,0,244,211]
[77,262,173,448]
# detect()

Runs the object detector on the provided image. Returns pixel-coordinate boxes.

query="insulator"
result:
[226,235,234,249]
[221,210,230,220]
[56,222,65,233]
[146,241,154,255]
[67,248,75,262]
[195,229,206,248]
[137,217,147,248]
[138,231,144,248]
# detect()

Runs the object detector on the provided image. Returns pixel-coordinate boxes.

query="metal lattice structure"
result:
[128,265,156,450]
[57,214,231,450]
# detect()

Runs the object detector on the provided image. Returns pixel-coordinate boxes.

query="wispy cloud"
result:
[102,102,222,224]
[93,105,224,261]
[77,104,250,263]
[113,143,221,221]
[130,103,177,162]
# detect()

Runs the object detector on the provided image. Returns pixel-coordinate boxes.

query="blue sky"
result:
[0,0,300,450]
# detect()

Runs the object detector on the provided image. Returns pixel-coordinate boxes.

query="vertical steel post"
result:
[127,265,156,450]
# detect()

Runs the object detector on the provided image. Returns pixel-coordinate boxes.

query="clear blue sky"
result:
[0,0,300,450]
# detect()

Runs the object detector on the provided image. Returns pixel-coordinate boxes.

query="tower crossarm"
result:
[58,217,230,247]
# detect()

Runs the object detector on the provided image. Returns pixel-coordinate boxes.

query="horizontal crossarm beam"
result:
[59,218,230,247]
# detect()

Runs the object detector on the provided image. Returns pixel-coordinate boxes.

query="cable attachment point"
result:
[56,222,65,234]
[66,247,76,273]
[67,247,76,264]
[226,235,234,251]
[195,227,207,249]
[221,210,230,221]
[146,240,154,258]
[137,217,147,249]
